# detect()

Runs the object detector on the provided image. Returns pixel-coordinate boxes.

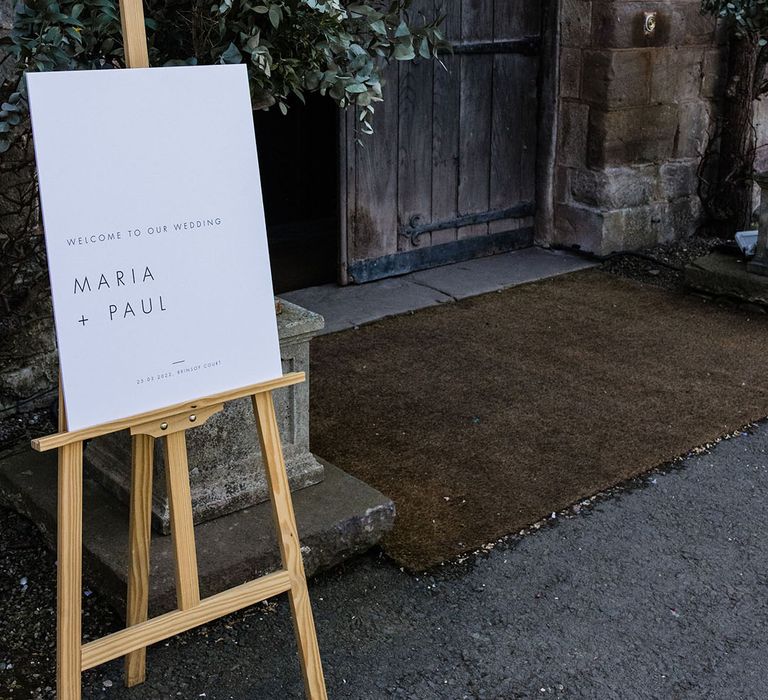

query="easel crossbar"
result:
[33,372,305,452]
[82,569,292,670]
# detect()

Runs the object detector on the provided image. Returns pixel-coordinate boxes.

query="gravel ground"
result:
[597,236,726,291]
[3,420,768,699]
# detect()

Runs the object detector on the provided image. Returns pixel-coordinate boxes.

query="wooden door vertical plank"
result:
[350,63,400,268]
[397,0,435,251]
[500,0,542,37]
[518,0,542,210]
[124,433,154,686]
[164,432,200,611]
[57,439,83,700]
[338,107,355,285]
[431,0,462,245]
[490,3,521,235]
[252,391,327,700]
[489,1,540,235]
[458,0,494,239]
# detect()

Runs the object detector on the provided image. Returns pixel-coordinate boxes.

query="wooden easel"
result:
[30,3,328,698]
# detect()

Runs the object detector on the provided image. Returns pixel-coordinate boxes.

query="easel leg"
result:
[125,434,154,686]
[252,392,327,700]
[164,432,200,609]
[58,440,83,700]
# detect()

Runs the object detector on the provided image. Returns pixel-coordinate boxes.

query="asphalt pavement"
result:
[85,421,768,698]
[4,421,768,699]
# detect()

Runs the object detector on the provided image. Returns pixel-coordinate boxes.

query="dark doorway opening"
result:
[254,94,339,294]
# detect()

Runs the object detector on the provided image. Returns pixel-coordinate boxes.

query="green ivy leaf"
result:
[220,42,242,63]
[393,41,415,60]
[268,4,280,28]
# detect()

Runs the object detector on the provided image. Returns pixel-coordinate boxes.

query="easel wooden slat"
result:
[253,392,328,700]
[82,570,292,669]
[57,439,83,699]
[33,372,305,452]
[119,0,149,69]
[164,432,200,610]
[124,434,154,687]
[119,7,151,682]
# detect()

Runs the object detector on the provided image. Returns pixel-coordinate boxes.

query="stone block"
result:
[675,99,713,159]
[714,17,730,47]
[591,2,715,49]
[659,160,699,200]
[554,202,606,254]
[677,1,718,46]
[555,165,570,205]
[685,251,768,305]
[701,48,726,99]
[0,0,13,31]
[601,202,666,252]
[650,47,704,104]
[569,165,658,209]
[561,0,592,48]
[0,313,57,413]
[559,48,583,100]
[753,100,768,173]
[666,196,703,241]
[558,100,589,168]
[591,2,673,49]
[588,104,678,167]
[555,200,667,255]
[86,300,327,534]
[582,49,651,108]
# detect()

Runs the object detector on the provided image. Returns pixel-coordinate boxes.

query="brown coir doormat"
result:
[309,269,768,570]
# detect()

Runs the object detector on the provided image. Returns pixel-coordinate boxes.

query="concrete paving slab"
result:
[282,276,453,334]
[0,450,394,616]
[281,247,595,334]
[410,247,596,299]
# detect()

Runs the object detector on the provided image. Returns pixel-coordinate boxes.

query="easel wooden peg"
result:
[36,373,328,699]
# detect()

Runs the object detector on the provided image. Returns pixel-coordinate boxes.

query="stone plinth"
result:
[685,252,768,305]
[747,173,768,277]
[0,450,395,616]
[86,299,325,534]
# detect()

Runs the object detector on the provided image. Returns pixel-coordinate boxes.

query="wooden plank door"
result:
[340,0,543,284]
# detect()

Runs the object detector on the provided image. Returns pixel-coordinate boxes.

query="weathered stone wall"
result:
[552,0,723,254]
[0,0,60,418]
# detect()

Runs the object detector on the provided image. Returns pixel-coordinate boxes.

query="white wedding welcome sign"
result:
[27,65,282,431]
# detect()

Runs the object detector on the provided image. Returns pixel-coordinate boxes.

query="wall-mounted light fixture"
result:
[643,11,658,36]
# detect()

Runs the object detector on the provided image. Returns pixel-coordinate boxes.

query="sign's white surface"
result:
[27,65,282,430]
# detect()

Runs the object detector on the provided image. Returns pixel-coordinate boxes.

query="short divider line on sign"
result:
[81,570,293,670]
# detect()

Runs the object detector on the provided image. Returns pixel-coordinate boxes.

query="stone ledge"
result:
[685,251,768,305]
[0,450,395,616]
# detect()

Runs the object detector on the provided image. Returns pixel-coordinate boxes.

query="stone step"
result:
[685,251,768,306]
[0,449,394,617]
